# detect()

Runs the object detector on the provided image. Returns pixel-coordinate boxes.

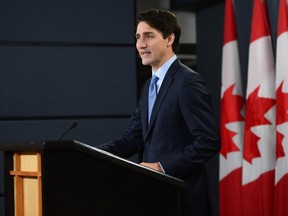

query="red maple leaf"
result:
[244,85,275,163]
[276,81,288,159]
[276,132,285,159]
[220,84,245,158]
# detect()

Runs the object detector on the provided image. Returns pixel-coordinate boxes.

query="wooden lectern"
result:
[0,140,184,216]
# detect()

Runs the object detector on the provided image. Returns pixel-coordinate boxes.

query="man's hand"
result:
[140,162,164,172]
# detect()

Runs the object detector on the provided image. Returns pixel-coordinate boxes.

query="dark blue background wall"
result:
[0,0,137,214]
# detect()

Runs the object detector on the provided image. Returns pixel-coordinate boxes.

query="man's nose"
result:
[137,38,147,48]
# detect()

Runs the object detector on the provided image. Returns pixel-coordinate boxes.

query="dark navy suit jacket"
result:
[98,59,220,216]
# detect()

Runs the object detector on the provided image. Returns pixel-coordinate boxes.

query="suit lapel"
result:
[143,59,180,141]
[142,82,149,136]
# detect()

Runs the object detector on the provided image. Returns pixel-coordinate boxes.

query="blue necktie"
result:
[148,75,159,124]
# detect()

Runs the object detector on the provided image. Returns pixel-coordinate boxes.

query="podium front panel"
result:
[0,141,183,216]
[41,148,181,216]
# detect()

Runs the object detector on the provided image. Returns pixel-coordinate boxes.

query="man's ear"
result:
[167,33,175,47]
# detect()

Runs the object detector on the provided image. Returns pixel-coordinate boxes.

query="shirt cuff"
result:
[158,162,165,173]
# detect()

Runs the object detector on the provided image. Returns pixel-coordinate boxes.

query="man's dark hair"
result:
[136,9,181,53]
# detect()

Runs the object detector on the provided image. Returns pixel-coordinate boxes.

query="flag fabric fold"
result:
[275,0,288,215]
[242,0,276,215]
[219,0,244,215]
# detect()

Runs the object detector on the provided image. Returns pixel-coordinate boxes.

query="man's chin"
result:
[141,59,152,66]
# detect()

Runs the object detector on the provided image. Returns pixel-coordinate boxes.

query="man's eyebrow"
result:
[135,32,154,37]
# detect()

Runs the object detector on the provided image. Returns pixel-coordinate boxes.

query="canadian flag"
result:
[219,0,244,215]
[242,0,276,215]
[275,0,288,215]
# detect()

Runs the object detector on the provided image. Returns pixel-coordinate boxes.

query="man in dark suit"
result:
[97,9,220,216]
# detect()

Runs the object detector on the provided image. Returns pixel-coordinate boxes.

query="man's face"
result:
[135,21,173,71]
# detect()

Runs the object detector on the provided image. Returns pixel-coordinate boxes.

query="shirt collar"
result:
[152,55,177,80]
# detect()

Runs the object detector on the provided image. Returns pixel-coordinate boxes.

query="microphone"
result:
[58,121,78,140]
